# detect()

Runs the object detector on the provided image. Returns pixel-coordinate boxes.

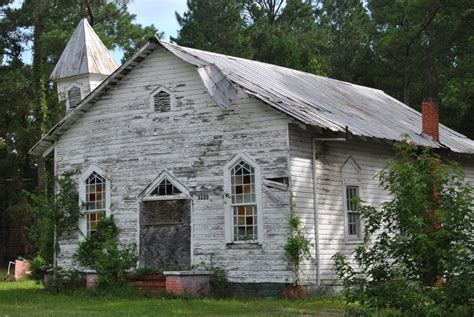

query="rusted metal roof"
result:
[30,38,474,156]
[49,19,119,80]
[161,42,473,154]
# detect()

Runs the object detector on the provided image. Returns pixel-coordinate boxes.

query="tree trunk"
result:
[403,47,411,107]
[33,0,47,192]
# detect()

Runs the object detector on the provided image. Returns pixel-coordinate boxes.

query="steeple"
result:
[51,18,119,112]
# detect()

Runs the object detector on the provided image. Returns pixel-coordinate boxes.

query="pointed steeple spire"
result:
[51,19,119,112]
[50,19,118,80]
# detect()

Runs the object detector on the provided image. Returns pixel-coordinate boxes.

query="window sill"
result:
[226,242,262,250]
[345,238,363,245]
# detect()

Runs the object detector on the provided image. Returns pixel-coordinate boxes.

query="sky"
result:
[10,0,189,63]
[117,0,188,61]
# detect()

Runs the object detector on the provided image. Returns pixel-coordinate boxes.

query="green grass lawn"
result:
[0,280,345,316]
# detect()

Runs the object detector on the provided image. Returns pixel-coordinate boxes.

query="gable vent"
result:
[67,86,82,109]
[154,90,171,112]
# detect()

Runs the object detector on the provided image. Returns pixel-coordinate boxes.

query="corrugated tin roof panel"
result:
[49,19,119,80]
[161,42,474,154]
[30,39,474,156]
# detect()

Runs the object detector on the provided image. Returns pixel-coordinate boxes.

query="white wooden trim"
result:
[148,85,175,113]
[341,156,363,244]
[138,169,190,200]
[42,142,56,158]
[78,163,111,238]
[223,152,263,244]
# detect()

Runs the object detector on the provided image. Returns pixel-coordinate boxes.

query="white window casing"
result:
[78,164,111,238]
[149,85,174,113]
[341,156,363,243]
[224,152,263,244]
[138,170,190,201]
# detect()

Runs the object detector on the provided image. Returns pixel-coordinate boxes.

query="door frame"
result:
[136,170,193,268]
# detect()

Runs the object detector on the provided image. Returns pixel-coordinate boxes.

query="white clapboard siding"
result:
[288,124,474,286]
[55,46,293,284]
[288,124,317,285]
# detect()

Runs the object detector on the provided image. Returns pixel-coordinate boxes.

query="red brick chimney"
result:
[422,97,439,142]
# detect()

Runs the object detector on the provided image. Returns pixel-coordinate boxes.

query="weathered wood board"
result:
[139,200,191,269]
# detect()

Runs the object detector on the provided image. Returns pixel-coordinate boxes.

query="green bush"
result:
[74,216,137,289]
[284,214,311,286]
[25,171,80,266]
[208,266,229,298]
[44,268,85,293]
[29,255,49,283]
[333,139,474,316]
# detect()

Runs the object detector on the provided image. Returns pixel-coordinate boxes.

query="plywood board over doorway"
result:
[139,200,191,269]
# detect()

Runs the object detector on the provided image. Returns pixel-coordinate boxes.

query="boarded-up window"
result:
[67,86,82,109]
[153,90,171,112]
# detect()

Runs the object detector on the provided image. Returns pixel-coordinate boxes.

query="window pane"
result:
[230,160,258,242]
[346,185,361,237]
[232,205,257,241]
[85,172,106,211]
[87,211,105,236]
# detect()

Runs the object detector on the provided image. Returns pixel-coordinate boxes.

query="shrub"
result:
[333,138,474,316]
[208,266,229,298]
[29,255,49,283]
[284,214,311,286]
[74,216,137,289]
[44,268,85,293]
[25,171,80,267]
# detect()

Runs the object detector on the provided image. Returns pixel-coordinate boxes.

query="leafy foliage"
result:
[174,0,474,139]
[25,171,81,266]
[44,268,85,293]
[284,214,311,286]
[208,266,229,298]
[75,216,137,289]
[0,0,162,264]
[333,138,474,316]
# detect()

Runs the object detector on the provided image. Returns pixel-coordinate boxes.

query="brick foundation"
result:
[85,273,98,288]
[163,271,210,296]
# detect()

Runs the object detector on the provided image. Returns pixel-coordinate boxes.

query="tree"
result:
[333,138,474,315]
[315,0,374,85]
[25,172,81,266]
[174,0,329,75]
[173,0,252,58]
[0,0,162,264]
[247,0,329,75]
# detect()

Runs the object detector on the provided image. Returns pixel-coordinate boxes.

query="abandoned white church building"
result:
[30,19,474,293]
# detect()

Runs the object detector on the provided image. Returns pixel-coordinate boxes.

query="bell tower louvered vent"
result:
[153,90,171,112]
[67,86,82,109]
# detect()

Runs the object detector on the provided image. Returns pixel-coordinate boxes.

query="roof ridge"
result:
[163,40,385,95]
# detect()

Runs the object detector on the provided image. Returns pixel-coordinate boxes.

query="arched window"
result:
[342,156,362,242]
[67,86,82,109]
[224,153,262,243]
[85,172,106,236]
[79,164,110,237]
